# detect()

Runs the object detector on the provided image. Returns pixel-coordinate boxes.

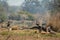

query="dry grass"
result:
[47,13,60,32]
[0,29,60,40]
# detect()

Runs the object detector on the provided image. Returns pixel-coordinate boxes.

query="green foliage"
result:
[18,11,35,21]
[21,0,41,13]
[0,13,7,21]
[27,15,34,21]
[50,0,60,15]
[0,1,8,22]
[9,13,21,20]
